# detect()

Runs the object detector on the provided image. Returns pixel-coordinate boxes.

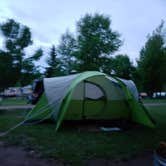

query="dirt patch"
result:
[0,143,65,166]
[85,153,153,166]
[0,142,153,166]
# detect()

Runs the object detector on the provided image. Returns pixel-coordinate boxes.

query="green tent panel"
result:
[115,78,155,128]
[25,71,155,130]
[25,93,52,121]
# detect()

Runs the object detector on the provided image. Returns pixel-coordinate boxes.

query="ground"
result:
[0,142,153,166]
[0,142,64,166]
[0,97,165,165]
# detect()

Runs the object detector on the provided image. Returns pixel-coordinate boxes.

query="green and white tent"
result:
[25,71,155,131]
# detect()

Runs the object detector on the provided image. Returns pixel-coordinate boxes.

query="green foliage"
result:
[58,31,78,74]
[21,59,42,86]
[75,13,122,72]
[57,13,122,73]
[1,19,32,54]
[0,19,42,87]
[45,45,63,77]
[112,54,136,79]
[20,48,44,85]
[0,51,16,90]
[31,48,43,61]
[137,21,166,95]
[1,19,20,38]
[98,57,114,74]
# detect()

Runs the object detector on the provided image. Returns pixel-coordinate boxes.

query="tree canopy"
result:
[57,31,77,75]
[112,54,135,79]
[0,16,165,96]
[45,45,63,77]
[0,51,16,90]
[137,21,166,95]
[0,19,43,87]
[75,13,122,72]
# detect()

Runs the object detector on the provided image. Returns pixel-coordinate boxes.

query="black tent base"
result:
[61,119,132,130]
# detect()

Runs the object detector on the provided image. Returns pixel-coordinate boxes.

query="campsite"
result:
[0,96,165,165]
[0,1,166,165]
[0,72,165,165]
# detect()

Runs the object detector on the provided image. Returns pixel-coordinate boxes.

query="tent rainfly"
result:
[25,71,155,131]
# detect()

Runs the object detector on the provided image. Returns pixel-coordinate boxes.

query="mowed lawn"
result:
[0,99,165,165]
[0,97,28,106]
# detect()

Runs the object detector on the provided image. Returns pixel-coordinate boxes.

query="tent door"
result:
[82,81,106,119]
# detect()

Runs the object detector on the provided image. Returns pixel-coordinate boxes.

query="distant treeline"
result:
[0,14,166,96]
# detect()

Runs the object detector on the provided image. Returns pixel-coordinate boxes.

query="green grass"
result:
[146,105,166,125]
[0,100,166,165]
[0,97,28,106]
[142,98,166,104]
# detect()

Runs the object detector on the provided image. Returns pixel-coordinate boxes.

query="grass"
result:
[0,99,165,165]
[0,97,28,106]
[142,98,166,104]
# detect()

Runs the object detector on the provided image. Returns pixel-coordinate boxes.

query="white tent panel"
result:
[87,76,126,100]
[85,82,104,99]
[71,81,105,100]
[44,74,79,119]
[118,78,139,100]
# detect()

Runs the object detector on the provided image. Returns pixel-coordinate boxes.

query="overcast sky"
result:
[0,0,166,65]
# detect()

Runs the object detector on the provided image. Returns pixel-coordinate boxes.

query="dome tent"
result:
[25,71,155,131]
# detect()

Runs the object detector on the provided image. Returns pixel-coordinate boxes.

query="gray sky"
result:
[0,0,166,65]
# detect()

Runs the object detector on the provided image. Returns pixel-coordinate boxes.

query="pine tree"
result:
[45,45,63,77]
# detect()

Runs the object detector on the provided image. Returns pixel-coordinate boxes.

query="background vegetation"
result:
[0,14,166,95]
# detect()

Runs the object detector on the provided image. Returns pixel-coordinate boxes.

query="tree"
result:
[75,13,122,72]
[31,48,43,61]
[20,48,43,85]
[137,21,166,95]
[0,19,32,85]
[58,31,77,74]
[0,51,16,90]
[112,54,135,79]
[98,57,114,75]
[0,19,42,86]
[45,45,62,77]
